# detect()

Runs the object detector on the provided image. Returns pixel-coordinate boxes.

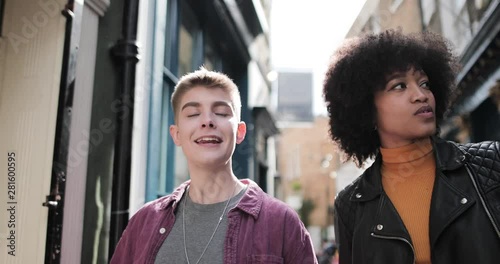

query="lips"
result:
[194,136,222,144]
[414,105,433,115]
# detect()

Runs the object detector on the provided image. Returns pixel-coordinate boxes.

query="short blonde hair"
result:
[171,67,242,123]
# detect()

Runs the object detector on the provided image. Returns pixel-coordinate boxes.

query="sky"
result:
[269,0,366,115]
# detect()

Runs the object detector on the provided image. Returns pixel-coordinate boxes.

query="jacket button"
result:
[460,198,467,204]
[355,193,362,198]
[159,227,166,234]
[376,224,383,230]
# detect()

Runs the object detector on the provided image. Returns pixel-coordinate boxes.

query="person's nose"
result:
[201,122,215,128]
[410,84,429,103]
[201,113,216,128]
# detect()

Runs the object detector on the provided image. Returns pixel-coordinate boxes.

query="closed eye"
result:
[215,113,229,117]
[187,113,200,117]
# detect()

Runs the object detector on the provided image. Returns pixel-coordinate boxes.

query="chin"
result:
[199,156,231,167]
[415,128,436,139]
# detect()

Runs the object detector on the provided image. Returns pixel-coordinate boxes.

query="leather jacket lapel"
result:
[371,194,412,242]
[349,156,384,203]
[351,155,414,254]
[429,137,475,248]
[429,169,475,248]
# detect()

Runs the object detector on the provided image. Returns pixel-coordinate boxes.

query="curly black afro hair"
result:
[323,29,459,167]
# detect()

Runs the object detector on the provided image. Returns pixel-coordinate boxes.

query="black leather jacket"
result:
[334,137,500,264]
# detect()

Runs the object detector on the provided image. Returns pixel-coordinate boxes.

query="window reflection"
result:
[204,35,222,71]
[178,25,194,76]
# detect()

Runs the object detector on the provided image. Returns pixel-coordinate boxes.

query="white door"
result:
[0,0,66,263]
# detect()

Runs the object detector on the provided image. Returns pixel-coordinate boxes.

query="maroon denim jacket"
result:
[110,179,317,264]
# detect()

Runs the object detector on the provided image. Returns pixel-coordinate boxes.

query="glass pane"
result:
[158,82,170,195]
[178,25,193,76]
[178,1,200,76]
[204,35,222,71]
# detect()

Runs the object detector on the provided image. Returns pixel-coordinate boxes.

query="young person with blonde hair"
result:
[111,67,317,264]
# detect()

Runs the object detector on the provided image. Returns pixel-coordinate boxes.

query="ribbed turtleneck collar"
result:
[380,137,433,164]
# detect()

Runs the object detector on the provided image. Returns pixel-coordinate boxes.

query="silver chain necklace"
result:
[182,183,237,264]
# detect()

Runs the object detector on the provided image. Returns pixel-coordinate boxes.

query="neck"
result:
[187,159,234,179]
[188,172,243,204]
[380,136,432,149]
[380,137,434,177]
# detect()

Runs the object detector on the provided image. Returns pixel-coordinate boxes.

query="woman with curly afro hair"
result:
[324,29,500,264]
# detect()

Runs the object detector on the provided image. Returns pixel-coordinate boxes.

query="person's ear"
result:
[236,122,246,144]
[372,112,379,131]
[170,125,182,146]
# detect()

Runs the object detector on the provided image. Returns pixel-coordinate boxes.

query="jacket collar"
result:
[431,136,468,171]
[350,136,468,202]
[157,179,263,219]
[157,180,190,210]
[233,179,264,219]
[349,155,384,202]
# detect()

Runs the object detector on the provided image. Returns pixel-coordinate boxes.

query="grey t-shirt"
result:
[154,187,246,264]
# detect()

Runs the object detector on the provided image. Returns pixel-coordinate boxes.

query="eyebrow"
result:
[181,102,200,111]
[180,101,232,111]
[385,72,406,81]
[212,101,232,110]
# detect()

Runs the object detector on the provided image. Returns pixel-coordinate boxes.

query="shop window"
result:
[178,0,202,77]
[147,0,180,200]
[204,35,222,71]
[178,26,194,75]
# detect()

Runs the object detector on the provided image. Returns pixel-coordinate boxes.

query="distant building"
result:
[276,116,338,252]
[276,70,314,123]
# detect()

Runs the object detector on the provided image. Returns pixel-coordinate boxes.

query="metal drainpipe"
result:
[108,0,140,259]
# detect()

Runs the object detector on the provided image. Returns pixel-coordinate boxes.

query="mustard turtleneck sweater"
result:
[380,138,435,264]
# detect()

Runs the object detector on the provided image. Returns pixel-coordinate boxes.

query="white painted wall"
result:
[0,0,66,262]
[129,0,156,216]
